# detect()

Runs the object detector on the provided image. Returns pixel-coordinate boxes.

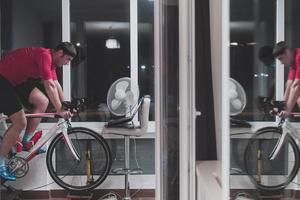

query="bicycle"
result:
[0,99,112,192]
[244,100,300,191]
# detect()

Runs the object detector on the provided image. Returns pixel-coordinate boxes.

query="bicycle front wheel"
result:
[46,127,112,191]
[244,127,300,191]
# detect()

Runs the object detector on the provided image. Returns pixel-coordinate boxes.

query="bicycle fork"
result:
[60,120,80,161]
[269,129,288,160]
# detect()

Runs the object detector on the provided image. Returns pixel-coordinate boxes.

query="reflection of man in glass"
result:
[259,45,275,68]
[258,45,275,100]
[273,41,300,117]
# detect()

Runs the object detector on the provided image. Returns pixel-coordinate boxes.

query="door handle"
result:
[195,111,201,116]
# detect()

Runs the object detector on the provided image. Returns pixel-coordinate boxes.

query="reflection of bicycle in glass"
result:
[0,99,112,191]
[244,100,300,191]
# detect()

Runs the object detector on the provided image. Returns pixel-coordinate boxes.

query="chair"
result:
[102,96,151,200]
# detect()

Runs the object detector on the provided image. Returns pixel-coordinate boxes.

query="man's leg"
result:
[0,110,26,156]
[22,88,49,140]
[0,110,26,180]
[22,88,49,152]
[297,96,300,110]
[0,75,24,180]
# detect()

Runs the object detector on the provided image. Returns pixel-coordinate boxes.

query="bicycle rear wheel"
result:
[46,127,112,191]
[244,127,300,191]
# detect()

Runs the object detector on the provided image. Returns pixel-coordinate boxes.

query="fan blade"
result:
[125,91,135,105]
[229,80,236,90]
[111,99,122,110]
[231,99,242,110]
[116,81,129,90]
[229,89,238,99]
[115,89,126,100]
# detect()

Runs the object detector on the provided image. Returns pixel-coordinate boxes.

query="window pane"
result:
[0,0,61,121]
[1,0,61,53]
[230,0,276,121]
[70,0,130,122]
[159,1,180,199]
[138,0,155,121]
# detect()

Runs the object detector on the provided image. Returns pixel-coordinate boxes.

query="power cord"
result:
[98,137,143,200]
[232,192,256,200]
[132,138,143,197]
[97,191,121,200]
[133,138,141,170]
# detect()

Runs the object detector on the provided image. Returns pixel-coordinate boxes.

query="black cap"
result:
[273,41,287,57]
[55,42,77,57]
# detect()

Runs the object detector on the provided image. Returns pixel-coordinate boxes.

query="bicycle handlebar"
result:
[25,98,86,119]
[261,99,300,118]
[259,98,286,116]
[62,98,86,113]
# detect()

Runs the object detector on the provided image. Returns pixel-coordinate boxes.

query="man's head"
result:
[273,41,294,66]
[258,45,275,66]
[53,42,77,67]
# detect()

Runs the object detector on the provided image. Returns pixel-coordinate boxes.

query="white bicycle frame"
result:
[269,115,300,160]
[0,113,80,163]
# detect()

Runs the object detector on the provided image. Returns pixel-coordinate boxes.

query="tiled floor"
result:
[0,189,155,200]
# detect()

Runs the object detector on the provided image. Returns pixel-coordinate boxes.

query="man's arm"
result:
[54,80,64,102]
[284,80,293,101]
[44,79,63,112]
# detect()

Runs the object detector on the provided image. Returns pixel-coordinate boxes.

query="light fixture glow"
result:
[105,38,120,49]
[141,65,146,70]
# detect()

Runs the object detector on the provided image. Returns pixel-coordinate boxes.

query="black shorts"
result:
[0,75,23,116]
[15,78,45,108]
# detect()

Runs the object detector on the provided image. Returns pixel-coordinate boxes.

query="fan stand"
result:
[111,130,143,200]
[103,96,151,200]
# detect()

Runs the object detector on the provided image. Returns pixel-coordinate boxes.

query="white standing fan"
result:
[106,77,139,116]
[229,78,247,116]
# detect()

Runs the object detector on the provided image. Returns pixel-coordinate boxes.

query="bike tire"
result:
[244,127,300,191]
[46,127,112,191]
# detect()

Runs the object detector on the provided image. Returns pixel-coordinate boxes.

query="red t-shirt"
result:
[0,47,57,86]
[288,48,300,80]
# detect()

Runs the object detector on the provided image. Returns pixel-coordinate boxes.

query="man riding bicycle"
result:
[0,42,76,180]
[273,41,300,118]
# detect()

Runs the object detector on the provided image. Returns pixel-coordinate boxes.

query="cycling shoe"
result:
[0,166,16,181]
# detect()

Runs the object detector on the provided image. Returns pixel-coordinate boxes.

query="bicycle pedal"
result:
[14,141,23,153]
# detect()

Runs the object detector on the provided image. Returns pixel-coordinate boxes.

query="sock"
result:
[0,155,6,167]
[22,132,32,144]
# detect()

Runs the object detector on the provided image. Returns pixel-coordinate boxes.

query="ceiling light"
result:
[106,25,120,49]
[105,38,120,49]
[140,65,146,70]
